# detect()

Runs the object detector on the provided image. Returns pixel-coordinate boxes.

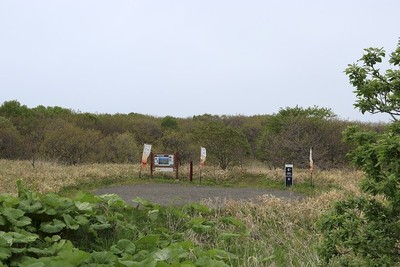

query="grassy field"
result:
[0,159,364,266]
[0,159,361,195]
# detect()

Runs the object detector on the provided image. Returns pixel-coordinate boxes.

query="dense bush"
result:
[318,39,400,266]
[0,100,383,169]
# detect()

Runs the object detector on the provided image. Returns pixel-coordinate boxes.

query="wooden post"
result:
[189,161,193,182]
[200,167,202,184]
[150,152,154,177]
[175,152,179,180]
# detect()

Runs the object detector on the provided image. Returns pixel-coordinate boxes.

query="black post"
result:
[285,164,293,187]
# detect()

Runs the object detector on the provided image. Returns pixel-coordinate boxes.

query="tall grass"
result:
[196,164,363,266]
[0,159,139,194]
[0,159,365,266]
[214,192,344,266]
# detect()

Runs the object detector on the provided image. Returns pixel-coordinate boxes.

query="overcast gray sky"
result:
[1,1,399,122]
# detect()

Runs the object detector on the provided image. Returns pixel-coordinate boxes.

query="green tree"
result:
[101,132,139,163]
[318,39,400,266]
[275,105,336,119]
[195,121,250,170]
[131,117,163,146]
[0,116,23,159]
[241,115,270,158]
[345,40,400,121]
[161,116,179,131]
[0,101,77,164]
[96,114,131,135]
[256,106,346,169]
[40,120,102,164]
[160,131,196,164]
[0,100,35,136]
[32,105,72,117]
[0,100,31,119]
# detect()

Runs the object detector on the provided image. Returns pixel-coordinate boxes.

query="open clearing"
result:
[94,183,304,206]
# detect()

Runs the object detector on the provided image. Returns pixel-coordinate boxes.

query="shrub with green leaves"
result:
[0,181,245,266]
[318,39,400,266]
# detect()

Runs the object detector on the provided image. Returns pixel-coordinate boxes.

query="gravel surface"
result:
[94,183,303,206]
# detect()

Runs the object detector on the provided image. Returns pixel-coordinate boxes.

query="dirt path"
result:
[94,183,303,206]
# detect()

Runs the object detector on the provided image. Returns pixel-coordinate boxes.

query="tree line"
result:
[0,100,384,169]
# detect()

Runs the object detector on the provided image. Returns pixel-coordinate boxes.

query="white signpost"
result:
[141,144,152,166]
[200,147,206,168]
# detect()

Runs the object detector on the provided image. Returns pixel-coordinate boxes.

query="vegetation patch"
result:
[0,181,251,266]
[0,159,366,266]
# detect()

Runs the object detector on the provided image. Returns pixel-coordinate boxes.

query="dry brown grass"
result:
[195,190,351,266]
[0,159,364,196]
[195,164,365,266]
[0,159,139,194]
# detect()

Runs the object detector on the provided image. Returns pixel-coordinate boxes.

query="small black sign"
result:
[285,164,293,187]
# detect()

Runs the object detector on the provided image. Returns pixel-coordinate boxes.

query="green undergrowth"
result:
[0,181,252,266]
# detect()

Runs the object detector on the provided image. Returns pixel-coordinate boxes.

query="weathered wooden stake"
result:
[189,161,193,182]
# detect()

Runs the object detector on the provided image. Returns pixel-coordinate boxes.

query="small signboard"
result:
[285,164,293,187]
[154,154,175,170]
[150,152,179,180]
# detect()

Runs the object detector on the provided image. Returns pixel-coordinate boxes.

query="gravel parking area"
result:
[94,183,303,206]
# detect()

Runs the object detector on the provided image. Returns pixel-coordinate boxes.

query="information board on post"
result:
[150,152,180,180]
[154,154,175,171]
